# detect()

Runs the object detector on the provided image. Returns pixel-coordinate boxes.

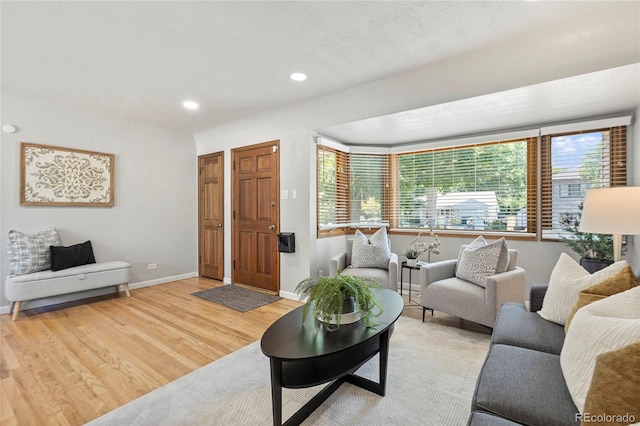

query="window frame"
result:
[388,137,537,237]
[316,122,627,241]
[540,126,627,241]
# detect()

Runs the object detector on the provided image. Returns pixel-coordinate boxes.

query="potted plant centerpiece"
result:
[560,203,618,273]
[403,247,420,267]
[294,272,383,332]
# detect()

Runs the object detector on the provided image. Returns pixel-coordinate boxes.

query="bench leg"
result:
[115,283,131,297]
[11,301,22,321]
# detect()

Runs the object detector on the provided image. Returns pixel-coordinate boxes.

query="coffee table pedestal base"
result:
[269,328,390,426]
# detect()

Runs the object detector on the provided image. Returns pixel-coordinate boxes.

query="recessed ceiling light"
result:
[290,73,307,82]
[183,100,199,110]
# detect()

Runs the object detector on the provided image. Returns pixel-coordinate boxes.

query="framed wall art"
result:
[20,142,115,207]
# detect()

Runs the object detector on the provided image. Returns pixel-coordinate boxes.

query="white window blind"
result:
[349,154,390,227]
[392,139,532,232]
[317,145,348,231]
[317,141,390,232]
[541,125,627,239]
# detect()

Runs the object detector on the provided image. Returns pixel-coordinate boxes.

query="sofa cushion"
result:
[50,240,97,271]
[456,236,506,287]
[538,253,627,325]
[560,286,640,413]
[424,277,486,321]
[564,264,639,332]
[350,227,390,269]
[8,228,61,276]
[473,344,579,426]
[492,302,565,355]
[467,411,523,426]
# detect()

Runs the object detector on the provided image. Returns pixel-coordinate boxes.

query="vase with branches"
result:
[403,229,441,266]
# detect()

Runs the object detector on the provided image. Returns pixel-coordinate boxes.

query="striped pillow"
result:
[8,228,61,276]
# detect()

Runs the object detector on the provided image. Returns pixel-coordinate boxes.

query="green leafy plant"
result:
[403,247,420,259]
[560,203,615,261]
[294,272,383,331]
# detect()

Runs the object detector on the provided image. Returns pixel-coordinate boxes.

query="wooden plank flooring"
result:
[0,277,487,425]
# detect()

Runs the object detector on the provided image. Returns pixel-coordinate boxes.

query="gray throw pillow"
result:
[351,227,390,269]
[455,236,506,287]
[8,228,61,276]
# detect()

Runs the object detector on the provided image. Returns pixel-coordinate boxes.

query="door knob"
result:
[216,223,222,228]
[268,225,276,230]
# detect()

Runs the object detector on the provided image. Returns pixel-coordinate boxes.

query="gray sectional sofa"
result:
[468,284,579,425]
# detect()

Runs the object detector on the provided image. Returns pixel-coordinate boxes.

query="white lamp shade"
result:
[579,187,640,235]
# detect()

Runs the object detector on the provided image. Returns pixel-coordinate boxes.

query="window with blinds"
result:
[317,145,348,234]
[540,126,627,239]
[349,154,390,226]
[317,145,390,235]
[316,118,627,239]
[391,138,535,233]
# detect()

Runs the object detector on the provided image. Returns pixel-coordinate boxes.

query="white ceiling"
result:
[2,1,640,142]
[319,64,640,145]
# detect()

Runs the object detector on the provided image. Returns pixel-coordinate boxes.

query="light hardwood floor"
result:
[0,277,487,425]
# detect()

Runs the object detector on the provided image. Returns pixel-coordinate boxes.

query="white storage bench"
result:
[5,261,131,320]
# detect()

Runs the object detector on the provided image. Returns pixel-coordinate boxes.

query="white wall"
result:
[195,12,639,297]
[0,93,199,310]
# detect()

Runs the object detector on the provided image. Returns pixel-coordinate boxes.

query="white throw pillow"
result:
[560,286,640,413]
[351,227,390,269]
[538,253,627,325]
[8,228,61,276]
[455,236,506,287]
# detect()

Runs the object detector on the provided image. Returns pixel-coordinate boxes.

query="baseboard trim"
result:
[126,272,198,291]
[0,272,199,316]
[279,289,298,301]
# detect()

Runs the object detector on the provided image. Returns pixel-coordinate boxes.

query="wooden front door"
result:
[198,152,224,280]
[232,141,279,293]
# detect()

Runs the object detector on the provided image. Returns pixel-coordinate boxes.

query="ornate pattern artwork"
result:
[20,142,114,207]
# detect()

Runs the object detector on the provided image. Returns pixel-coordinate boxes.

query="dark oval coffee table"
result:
[261,288,403,426]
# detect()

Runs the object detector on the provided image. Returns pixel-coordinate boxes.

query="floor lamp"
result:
[578,187,640,262]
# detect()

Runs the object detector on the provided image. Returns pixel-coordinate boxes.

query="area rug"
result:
[88,316,490,426]
[191,285,281,312]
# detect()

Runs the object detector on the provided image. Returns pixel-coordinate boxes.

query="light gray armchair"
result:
[329,239,399,291]
[419,246,525,328]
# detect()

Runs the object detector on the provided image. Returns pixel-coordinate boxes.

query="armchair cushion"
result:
[351,227,390,269]
[420,248,524,327]
[455,236,507,287]
[330,237,398,291]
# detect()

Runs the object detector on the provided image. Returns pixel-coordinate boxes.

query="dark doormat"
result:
[192,285,282,313]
